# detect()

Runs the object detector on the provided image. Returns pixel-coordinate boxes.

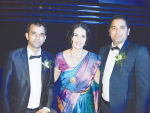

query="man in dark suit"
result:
[98,15,150,113]
[1,20,54,113]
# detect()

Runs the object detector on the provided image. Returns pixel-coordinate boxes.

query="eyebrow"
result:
[120,26,126,28]
[32,31,36,33]
[111,25,126,28]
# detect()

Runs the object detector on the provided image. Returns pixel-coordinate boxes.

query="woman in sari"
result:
[54,21,101,113]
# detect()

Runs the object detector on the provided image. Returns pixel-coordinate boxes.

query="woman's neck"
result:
[71,48,84,58]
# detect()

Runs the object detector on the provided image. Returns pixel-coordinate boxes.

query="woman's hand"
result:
[36,108,49,113]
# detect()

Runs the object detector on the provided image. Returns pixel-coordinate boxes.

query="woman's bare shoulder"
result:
[63,49,71,57]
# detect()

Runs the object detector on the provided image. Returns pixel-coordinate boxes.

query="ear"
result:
[108,29,110,36]
[71,37,73,44]
[44,36,46,42]
[25,33,29,40]
[128,28,130,35]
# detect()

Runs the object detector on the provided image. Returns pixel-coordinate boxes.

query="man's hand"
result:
[36,108,49,113]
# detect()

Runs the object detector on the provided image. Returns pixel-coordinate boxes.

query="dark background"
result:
[0,22,150,68]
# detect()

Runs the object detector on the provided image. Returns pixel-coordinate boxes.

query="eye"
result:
[120,26,126,29]
[74,34,78,37]
[40,33,45,37]
[82,35,86,38]
[111,27,116,30]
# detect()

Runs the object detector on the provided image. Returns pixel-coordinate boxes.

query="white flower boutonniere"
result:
[115,52,127,72]
[42,59,53,70]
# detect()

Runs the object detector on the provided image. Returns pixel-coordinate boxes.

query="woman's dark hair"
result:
[108,15,130,29]
[66,21,91,47]
[26,20,47,35]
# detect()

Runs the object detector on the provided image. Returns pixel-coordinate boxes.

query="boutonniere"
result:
[42,59,53,70]
[115,52,127,72]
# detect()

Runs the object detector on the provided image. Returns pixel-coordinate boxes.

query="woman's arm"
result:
[94,68,100,84]
[54,67,61,82]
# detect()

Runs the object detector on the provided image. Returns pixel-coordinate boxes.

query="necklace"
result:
[71,49,83,65]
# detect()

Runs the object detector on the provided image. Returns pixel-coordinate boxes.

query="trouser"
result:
[100,98,112,113]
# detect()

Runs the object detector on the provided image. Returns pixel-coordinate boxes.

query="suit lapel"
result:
[21,47,30,86]
[119,40,130,54]
[101,45,111,76]
[41,50,47,86]
[21,49,47,91]
[112,40,130,75]
[99,45,110,96]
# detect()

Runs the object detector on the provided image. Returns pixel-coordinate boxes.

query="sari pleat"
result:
[72,87,95,113]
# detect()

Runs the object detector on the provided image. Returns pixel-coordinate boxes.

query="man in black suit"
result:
[98,15,150,113]
[1,20,54,113]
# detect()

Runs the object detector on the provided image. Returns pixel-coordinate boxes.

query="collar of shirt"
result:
[27,46,41,60]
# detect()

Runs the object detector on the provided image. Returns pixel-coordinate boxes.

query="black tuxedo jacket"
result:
[98,40,150,113]
[1,47,55,113]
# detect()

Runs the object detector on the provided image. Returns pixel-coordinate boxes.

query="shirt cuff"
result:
[43,107,50,113]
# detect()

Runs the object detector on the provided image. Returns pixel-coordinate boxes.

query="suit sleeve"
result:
[135,46,150,113]
[98,47,105,112]
[1,52,13,113]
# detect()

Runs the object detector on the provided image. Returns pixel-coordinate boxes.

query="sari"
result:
[55,52,101,113]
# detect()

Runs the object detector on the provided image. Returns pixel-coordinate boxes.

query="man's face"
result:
[109,19,130,46]
[25,24,46,51]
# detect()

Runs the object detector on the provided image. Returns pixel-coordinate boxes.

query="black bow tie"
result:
[110,46,120,51]
[29,55,41,60]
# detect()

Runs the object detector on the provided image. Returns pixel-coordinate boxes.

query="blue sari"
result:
[55,52,101,113]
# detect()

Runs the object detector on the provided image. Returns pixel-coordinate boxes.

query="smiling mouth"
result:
[115,35,121,38]
[34,41,40,44]
[76,42,82,45]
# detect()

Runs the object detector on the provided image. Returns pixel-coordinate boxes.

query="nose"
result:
[77,36,81,41]
[35,34,40,39]
[116,28,120,33]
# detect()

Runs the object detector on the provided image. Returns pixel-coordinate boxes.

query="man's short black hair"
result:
[26,20,47,35]
[108,15,130,29]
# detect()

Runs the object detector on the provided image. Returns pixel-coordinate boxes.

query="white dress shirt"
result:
[27,46,42,109]
[102,42,124,102]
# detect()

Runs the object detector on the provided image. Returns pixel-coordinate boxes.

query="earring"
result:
[71,40,73,44]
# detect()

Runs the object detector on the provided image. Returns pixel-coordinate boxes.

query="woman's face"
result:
[72,27,87,50]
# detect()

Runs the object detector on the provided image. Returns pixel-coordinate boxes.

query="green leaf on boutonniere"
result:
[115,52,127,72]
[42,59,53,70]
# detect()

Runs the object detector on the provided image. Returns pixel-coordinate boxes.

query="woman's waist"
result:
[62,86,91,95]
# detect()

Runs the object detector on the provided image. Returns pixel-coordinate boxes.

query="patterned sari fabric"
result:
[55,52,101,113]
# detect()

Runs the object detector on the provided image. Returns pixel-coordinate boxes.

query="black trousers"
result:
[100,98,111,113]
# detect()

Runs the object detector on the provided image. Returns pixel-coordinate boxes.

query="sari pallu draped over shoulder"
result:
[56,52,101,113]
